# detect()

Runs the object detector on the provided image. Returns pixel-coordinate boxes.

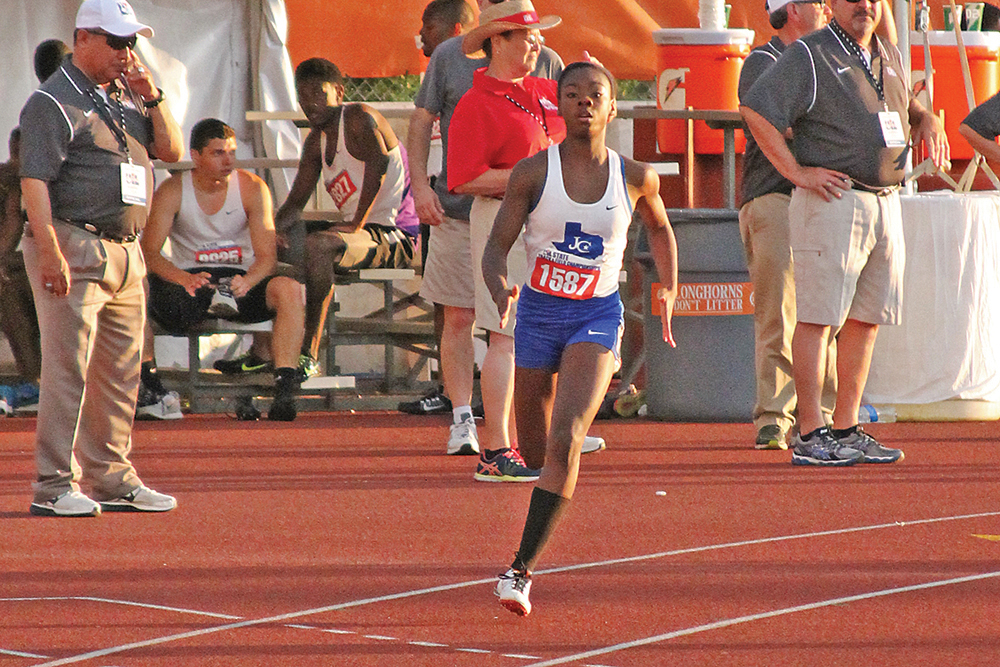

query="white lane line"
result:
[521,570,1000,667]
[363,635,397,641]
[408,641,447,648]
[0,597,241,620]
[503,653,543,659]
[539,510,1000,577]
[1,648,49,658]
[455,647,492,654]
[25,510,1000,667]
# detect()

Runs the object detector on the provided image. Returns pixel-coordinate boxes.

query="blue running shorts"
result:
[514,287,624,369]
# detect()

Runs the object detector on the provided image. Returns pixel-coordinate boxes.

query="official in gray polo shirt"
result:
[19,0,183,517]
[741,0,948,467]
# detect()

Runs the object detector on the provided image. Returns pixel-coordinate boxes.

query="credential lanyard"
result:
[85,85,132,159]
[504,93,550,139]
[830,20,887,110]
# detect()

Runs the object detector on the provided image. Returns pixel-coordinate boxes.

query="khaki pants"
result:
[739,193,836,433]
[23,223,144,502]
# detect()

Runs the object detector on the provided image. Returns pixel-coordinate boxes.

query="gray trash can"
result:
[639,208,754,421]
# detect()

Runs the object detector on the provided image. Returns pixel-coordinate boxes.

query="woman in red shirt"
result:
[447,0,565,482]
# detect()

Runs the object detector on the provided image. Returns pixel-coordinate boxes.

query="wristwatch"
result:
[144,88,165,109]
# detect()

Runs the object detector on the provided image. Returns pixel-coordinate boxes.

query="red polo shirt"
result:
[447,68,566,192]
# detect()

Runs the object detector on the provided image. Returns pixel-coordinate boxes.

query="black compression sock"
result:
[141,361,166,395]
[513,487,570,573]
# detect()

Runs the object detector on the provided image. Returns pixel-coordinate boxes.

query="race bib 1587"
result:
[530,256,599,300]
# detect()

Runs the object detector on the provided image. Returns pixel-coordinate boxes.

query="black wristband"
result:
[144,88,165,109]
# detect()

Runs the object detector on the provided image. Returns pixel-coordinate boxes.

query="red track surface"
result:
[1,414,999,666]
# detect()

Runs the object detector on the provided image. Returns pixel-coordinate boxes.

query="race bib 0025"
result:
[195,241,242,265]
[529,256,599,300]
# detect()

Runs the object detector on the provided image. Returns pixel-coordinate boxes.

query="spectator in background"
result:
[274,58,414,372]
[140,119,306,421]
[0,130,41,415]
[406,0,565,457]
[959,91,1000,163]
[34,39,72,83]
[398,0,477,417]
[737,0,834,451]
[447,0,567,480]
[742,0,947,466]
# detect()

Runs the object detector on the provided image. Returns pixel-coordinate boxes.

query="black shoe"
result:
[268,370,299,421]
[398,385,452,415]
[214,352,273,375]
[268,395,297,421]
[235,395,260,421]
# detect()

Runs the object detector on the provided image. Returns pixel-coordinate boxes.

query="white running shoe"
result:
[447,419,480,455]
[581,435,606,454]
[30,490,101,517]
[495,568,532,616]
[99,486,177,512]
[136,390,183,421]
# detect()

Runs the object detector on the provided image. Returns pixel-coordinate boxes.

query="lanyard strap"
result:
[504,94,550,137]
[85,86,131,158]
[830,20,886,108]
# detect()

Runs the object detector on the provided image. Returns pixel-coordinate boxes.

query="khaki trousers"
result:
[739,193,837,433]
[23,223,144,503]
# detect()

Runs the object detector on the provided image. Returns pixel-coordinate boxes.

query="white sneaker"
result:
[495,568,532,616]
[581,435,606,454]
[30,490,101,517]
[447,419,480,455]
[99,486,177,512]
[136,390,183,420]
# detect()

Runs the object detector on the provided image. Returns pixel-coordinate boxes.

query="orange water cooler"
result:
[652,28,754,155]
[910,30,1000,160]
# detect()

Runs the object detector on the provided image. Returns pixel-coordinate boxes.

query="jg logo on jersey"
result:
[552,222,603,260]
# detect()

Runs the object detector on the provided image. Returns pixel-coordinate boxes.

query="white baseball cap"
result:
[76,0,154,38]
[765,0,796,15]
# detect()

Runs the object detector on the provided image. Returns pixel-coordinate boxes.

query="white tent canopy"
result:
[1,0,301,197]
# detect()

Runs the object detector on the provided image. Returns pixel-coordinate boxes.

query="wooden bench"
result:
[154,319,355,414]
[324,268,436,393]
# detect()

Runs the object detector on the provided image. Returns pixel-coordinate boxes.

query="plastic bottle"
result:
[858,404,897,423]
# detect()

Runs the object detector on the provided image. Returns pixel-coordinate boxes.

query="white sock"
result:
[453,406,473,424]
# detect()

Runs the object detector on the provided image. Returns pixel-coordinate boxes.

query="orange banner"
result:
[285,2,977,81]
[652,281,754,317]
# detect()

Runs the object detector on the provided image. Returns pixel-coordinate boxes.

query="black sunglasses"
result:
[89,29,137,51]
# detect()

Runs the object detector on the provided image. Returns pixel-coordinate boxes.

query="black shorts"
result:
[147,267,275,334]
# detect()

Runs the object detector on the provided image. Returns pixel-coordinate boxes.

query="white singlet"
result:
[320,110,406,226]
[170,171,254,270]
[523,145,632,300]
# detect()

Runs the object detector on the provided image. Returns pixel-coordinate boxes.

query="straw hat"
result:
[462,0,561,55]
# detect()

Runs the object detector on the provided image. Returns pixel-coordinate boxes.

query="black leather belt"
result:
[850,181,900,197]
[65,220,138,243]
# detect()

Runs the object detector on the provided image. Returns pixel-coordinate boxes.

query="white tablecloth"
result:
[865,192,1000,404]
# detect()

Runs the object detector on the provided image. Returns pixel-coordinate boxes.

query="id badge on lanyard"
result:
[878,111,907,148]
[120,161,147,206]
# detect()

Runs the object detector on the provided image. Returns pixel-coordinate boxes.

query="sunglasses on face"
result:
[525,34,545,49]
[89,30,137,51]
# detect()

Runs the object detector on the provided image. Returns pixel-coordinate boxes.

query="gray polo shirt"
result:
[19,58,154,238]
[414,35,563,221]
[963,90,1000,139]
[739,37,794,205]
[742,23,912,187]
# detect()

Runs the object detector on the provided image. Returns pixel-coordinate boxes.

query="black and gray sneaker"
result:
[791,427,863,467]
[835,426,904,463]
[214,352,273,375]
[398,385,452,415]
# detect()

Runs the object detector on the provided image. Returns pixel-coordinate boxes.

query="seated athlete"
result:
[482,62,678,615]
[139,118,306,421]
[272,57,415,371]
